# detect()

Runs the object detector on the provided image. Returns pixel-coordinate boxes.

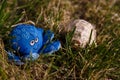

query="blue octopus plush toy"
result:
[7,23,61,65]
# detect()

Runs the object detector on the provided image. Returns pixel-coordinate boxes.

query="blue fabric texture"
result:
[6,24,61,65]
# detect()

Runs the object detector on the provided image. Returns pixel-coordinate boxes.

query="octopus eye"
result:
[35,38,38,43]
[30,40,35,46]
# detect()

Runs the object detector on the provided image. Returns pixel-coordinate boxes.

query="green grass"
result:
[0,0,120,80]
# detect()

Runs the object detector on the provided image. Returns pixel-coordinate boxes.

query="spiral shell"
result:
[67,19,96,48]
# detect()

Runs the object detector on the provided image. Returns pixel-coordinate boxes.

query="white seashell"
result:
[68,19,96,48]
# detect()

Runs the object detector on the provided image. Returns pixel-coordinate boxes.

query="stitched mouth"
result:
[33,45,40,51]
[33,47,38,50]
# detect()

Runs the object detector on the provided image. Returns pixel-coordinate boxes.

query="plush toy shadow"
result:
[6,24,61,65]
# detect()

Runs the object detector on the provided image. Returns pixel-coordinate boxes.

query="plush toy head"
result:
[10,24,43,56]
